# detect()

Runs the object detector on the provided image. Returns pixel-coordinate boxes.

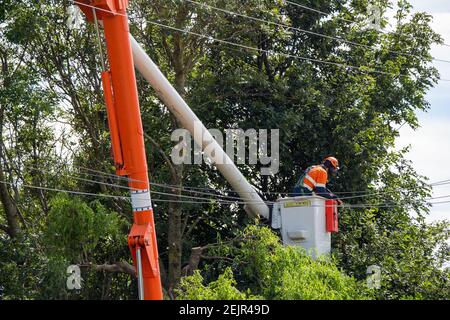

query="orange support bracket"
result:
[128,223,159,278]
[76,0,163,300]
[101,71,126,176]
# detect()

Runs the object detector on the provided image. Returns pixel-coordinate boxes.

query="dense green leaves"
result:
[177,226,370,300]
[176,268,261,300]
[44,195,126,262]
[335,208,450,299]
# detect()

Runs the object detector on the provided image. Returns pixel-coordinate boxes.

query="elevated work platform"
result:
[271,196,338,258]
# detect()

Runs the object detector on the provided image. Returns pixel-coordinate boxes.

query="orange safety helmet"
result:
[323,156,339,172]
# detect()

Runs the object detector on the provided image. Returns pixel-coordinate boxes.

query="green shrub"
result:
[44,194,125,262]
[175,267,261,300]
[176,225,371,300]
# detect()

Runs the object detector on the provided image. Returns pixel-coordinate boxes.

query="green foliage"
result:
[177,226,370,300]
[0,194,131,299]
[38,194,132,299]
[44,194,125,262]
[335,208,450,300]
[0,234,46,299]
[176,268,261,300]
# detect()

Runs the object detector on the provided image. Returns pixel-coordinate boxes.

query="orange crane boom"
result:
[76,0,163,300]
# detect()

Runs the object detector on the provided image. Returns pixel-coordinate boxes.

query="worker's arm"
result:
[315,187,344,205]
[314,186,339,200]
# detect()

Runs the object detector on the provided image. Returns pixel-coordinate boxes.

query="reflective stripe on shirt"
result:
[305,174,317,186]
[316,183,326,188]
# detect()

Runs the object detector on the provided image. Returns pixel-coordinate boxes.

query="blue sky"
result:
[393,1,450,223]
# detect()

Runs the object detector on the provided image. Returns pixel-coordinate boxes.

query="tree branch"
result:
[181,246,204,277]
[181,235,249,277]
[144,132,177,180]
[82,261,136,277]
[200,255,235,263]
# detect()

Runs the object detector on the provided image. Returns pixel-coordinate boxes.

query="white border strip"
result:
[131,189,153,211]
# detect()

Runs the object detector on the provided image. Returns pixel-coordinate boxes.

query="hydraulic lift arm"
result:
[76,0,163,300]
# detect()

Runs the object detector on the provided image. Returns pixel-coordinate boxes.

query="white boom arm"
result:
[130,35,270,219]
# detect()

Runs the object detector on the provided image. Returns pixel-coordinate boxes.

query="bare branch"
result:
[181,246,204,277]
[82,261,136,277]
[144,132,177,180]
[180,235,250,277]
[200,255,234,263]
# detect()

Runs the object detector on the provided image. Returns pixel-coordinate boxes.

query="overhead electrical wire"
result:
[181,0,450,64]
[67,165,248,202]
[4,160,450,210]
[284,0,450,47]
[284,0,354,24]
[2,179,450,209]
[0,179,272,205]
[22,158,450,199]
[70,165,243,200]
[4,163,267,204]
[0,179,130,200]
[71,1,450,82]
[140,19,450,82]
[49,161,450,200]
[64,162,450,201]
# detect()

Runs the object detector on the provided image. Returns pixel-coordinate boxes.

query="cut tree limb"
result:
[181,247,204,277]
[83,261,136,277]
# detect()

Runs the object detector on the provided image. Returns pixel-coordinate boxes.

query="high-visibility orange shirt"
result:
[303,165,328,191]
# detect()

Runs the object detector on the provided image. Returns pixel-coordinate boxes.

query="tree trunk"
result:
[0,110,21,238]
[167,67,186,292]
[167,164,183,291]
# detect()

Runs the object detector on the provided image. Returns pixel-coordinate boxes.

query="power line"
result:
[0,179,272,206]
[71,1,450,82]
[182,0,450,64]
[284,0,450,47]
[32,2,450,202]
[71,165,245,201]
[4,160,450,208]
[48,160,450,202]
[65,161,450,201]
[431,179,450,186]
[284,0,354,24]
[72,163,450,199]
[2,179,450,209]
[0,179,130,200]
[24,164,134,191]
[0,179,236,205]
[144,19,450,81]
[5,162,270,204]
[67,164,141,183]
[4,157,450,207]
[67,165,241,204]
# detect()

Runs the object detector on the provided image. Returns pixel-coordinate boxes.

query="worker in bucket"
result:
[292,156,342,204]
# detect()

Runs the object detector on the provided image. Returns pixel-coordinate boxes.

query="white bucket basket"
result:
[271,196,333,259]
